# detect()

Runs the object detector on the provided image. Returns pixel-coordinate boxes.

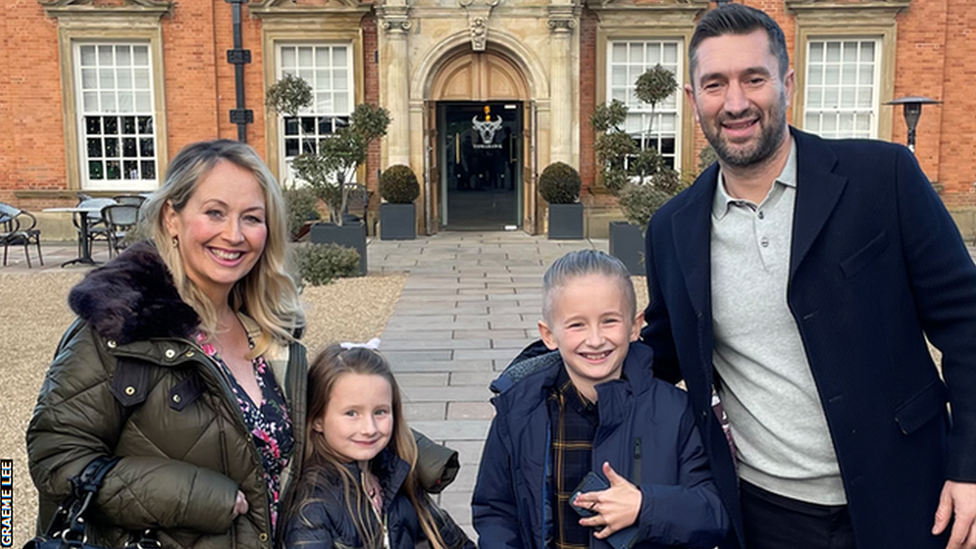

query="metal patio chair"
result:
[113,194,147,208]
[75,198,116,258]
[101,203,141,258]
[343,183,374,233]
[0,202,44,268]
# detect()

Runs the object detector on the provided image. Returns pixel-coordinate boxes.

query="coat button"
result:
[107,340,117,349]
[172,394,181,404]
[125,386,136,396]
[258,533,268,542]
[165,349,176,359]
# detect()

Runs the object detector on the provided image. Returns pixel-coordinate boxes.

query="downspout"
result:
[226,0,252,142]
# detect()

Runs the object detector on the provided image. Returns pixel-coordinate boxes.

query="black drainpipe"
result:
[226,0,252,142]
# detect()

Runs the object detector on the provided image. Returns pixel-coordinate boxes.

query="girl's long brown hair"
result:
[290,344,447,549]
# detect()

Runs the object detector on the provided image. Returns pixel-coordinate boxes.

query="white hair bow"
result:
[340,337,381,350]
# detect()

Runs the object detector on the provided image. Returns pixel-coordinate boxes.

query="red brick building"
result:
[2,0,974,237]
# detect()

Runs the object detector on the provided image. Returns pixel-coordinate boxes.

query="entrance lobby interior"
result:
[440,101,523,231]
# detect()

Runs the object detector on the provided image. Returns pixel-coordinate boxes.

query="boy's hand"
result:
[573,462,642,538]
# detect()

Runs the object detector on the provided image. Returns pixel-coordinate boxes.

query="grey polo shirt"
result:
[710,139,846,505]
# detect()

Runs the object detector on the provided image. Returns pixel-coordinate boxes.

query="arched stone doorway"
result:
[423,48,535,233]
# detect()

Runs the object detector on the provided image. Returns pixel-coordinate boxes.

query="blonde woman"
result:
[28,139,308,549]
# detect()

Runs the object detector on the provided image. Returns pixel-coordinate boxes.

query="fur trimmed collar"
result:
[68,241,201,345]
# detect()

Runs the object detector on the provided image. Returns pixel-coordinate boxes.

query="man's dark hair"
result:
[688,4,790,86]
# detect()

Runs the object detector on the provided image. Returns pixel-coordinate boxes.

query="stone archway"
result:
[419,44,542,234]
[431,49,529,101]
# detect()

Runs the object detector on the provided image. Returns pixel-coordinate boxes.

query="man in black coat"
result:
[641,5,976,549]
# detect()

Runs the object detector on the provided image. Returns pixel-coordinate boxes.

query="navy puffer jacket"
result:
[283,451,474,549]
[472,343,729,549]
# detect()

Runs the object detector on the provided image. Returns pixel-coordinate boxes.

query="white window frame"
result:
[606,39,684,172]
[74,41,159,191]
[276,43,355,183]
[802,37,882,139]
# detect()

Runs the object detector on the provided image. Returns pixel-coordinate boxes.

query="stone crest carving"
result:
[459,0,500,51]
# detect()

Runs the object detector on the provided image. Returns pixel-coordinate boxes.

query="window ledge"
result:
[786,0,911,24]
[40,0,173,22]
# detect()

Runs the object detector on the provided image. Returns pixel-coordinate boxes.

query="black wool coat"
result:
[641,128,976,549]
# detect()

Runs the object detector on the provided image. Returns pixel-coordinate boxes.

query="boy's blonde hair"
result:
[542,249,637,322]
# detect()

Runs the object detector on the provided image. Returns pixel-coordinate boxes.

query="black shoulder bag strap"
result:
[60,456,122,543]
[24,456,121,549]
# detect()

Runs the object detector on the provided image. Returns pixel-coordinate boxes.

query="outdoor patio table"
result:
[42,204,112,267]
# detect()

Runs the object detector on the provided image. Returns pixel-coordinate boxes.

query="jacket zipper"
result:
[633,437,642,485]
[362,470,390,549]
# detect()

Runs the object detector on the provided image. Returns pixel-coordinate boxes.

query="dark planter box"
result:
[310,221,367,276]
[548,203,584,240]
[380,203,416,240]
[609,221,645,276]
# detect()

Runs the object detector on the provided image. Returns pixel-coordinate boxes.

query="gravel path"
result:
[0,271,406,546]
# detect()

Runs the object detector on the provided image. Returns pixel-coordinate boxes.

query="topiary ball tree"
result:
[538,162,582,204]
[379,164,420,204]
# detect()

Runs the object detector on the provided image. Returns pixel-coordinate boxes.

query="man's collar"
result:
[712,137,797,220]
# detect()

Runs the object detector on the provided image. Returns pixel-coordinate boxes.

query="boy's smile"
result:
[539,273,642,402]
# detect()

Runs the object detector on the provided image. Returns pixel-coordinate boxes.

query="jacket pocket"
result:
[169,372,204,411]
[840,230,888,279]
[111,357,153,407]
[894,379,948,435]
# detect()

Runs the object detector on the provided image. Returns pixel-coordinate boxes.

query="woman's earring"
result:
[172,236,179,248]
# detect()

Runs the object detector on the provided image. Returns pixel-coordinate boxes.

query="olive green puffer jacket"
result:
[27,242,306,549]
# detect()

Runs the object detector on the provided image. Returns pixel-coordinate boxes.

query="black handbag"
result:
[23,456,160,549]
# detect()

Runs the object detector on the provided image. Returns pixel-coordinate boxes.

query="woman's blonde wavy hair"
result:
[293,345,448,549]
[141,139,304,355]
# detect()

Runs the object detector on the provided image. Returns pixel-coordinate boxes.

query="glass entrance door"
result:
[440,102,522,230]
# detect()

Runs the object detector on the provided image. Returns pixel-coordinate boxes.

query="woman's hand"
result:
[233,490,249,517]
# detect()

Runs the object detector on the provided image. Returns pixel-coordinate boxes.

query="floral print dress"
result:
[197,333,295,529]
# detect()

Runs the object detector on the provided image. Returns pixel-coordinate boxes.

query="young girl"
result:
[282,344,475,549]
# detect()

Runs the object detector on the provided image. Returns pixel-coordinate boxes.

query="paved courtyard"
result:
[369,232,609,536]
[9,232,973,539]
[1,231,610,538]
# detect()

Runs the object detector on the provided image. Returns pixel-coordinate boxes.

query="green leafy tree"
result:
[591,99,635,196]
[591,65,681,226]
[266,75,390,226]
[291,104,390,225]
[266,74,313,118]
[634,64,679,138]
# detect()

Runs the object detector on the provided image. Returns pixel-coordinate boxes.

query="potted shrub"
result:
[379,164,419,240]
[592,99,635,198]
[283,185,321,241]
[302,103,389,275]
[267,75,390,276]
[539,161,583,240]
[611,149,681,274]
[598,64,679,274]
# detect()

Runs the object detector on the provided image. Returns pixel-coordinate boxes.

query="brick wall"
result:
[363,13,380,211]
[4,0,975,218]
[1,2,66,203]
[893,0,947,186]
[579,8,597,192]
[938,0,976,206]
[166,1,221,154]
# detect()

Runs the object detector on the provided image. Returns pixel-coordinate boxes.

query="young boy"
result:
[472,250,728,549]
